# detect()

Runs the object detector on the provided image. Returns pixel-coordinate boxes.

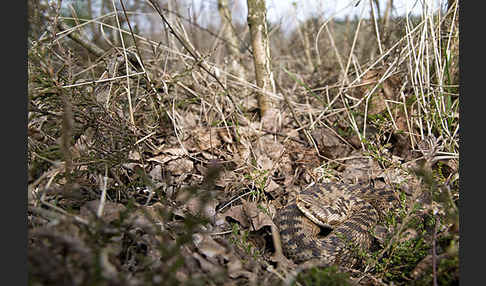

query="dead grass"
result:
[28,1,459,285]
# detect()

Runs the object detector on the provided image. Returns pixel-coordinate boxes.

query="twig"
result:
[97,165,109,218]
[56,20,106,58]
[119,0,165,122]
[111,0,135,126]
[217,190,254,213]
[146,0,241,114]
[260,129,308,145]
[432,217,438,286]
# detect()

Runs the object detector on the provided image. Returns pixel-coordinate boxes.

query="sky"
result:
[187,0,445,33]
[267,0,432,20]
[61,0,447,37]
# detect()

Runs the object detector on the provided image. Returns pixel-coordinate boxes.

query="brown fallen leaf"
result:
[148,165,163,182]
[217,128,233,144]
[79,200,126,223]
[193,252,222,274]
[186,196,218,219]
[223,200,275,232]
[122,150,143,170]
[166,158,194,175]
[126,202,167,233]
[242,200,276,231]
[201,150,218,160]
[256,154,274,171]
[193,233,227,258]
[265,178,281,195]
[175,189,217,219]
[154,146,187,156]
[227,258,245,278]
[192,233,251,280]
[259,134,285,161]
[147,154,178,165]
[214,170,238,188]
[311,127,352,160]
[223,205,249,228]
[261,108,282,132]
[341,150,382,182]
[191,126,223,151]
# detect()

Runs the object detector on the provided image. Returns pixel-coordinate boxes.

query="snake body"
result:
[275,183,398,267]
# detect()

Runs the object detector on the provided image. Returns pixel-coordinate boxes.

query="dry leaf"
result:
[311,128,351,159]
[369,93,388,115]
[224,200,275,232]
[223,205,249,228]
[147,154,178,165]
[242,200,275,231]
[166,158,194,175]
[123,150,142,170]
[214,170,238,188]
[233,140,252,166]
[259,135,285,161]
[265,179,281,194]
[186,196,217,219]
[148,165,163,182]
[227,259,244,278]
[261,108,281,132]
[257,154,274,171]
[191,127,222,151]
[175,188,217,219]
[342,151,382,182]
[80,200,126,223]
[154,147,186,156]
[127,202,166,232]
[217,128,233,144]
[193,252,221,274]
[201,151,217,160]
[193,233,227,258]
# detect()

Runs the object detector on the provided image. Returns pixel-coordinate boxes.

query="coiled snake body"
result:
[275,183,398,267]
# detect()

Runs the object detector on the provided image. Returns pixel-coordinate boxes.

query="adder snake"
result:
[274,182,399,267]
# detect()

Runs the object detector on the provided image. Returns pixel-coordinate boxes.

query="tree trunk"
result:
[369,0,382,56]
[382,0,393,31]
[381,0,393,46]
[218,0,245,77]
[291,4,314,72]
[246,0,274,119]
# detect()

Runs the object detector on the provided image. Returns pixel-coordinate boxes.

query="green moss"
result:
[294,266,352,286]
[411,254,459,286]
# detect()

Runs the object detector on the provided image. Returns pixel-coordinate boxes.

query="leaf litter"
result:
[28,3,459,285]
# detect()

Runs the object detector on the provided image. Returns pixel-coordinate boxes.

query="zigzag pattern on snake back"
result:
[274,182,399,267]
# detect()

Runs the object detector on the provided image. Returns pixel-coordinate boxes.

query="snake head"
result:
[295,193,351,228]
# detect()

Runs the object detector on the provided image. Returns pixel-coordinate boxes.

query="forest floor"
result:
[28,2,459,285]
